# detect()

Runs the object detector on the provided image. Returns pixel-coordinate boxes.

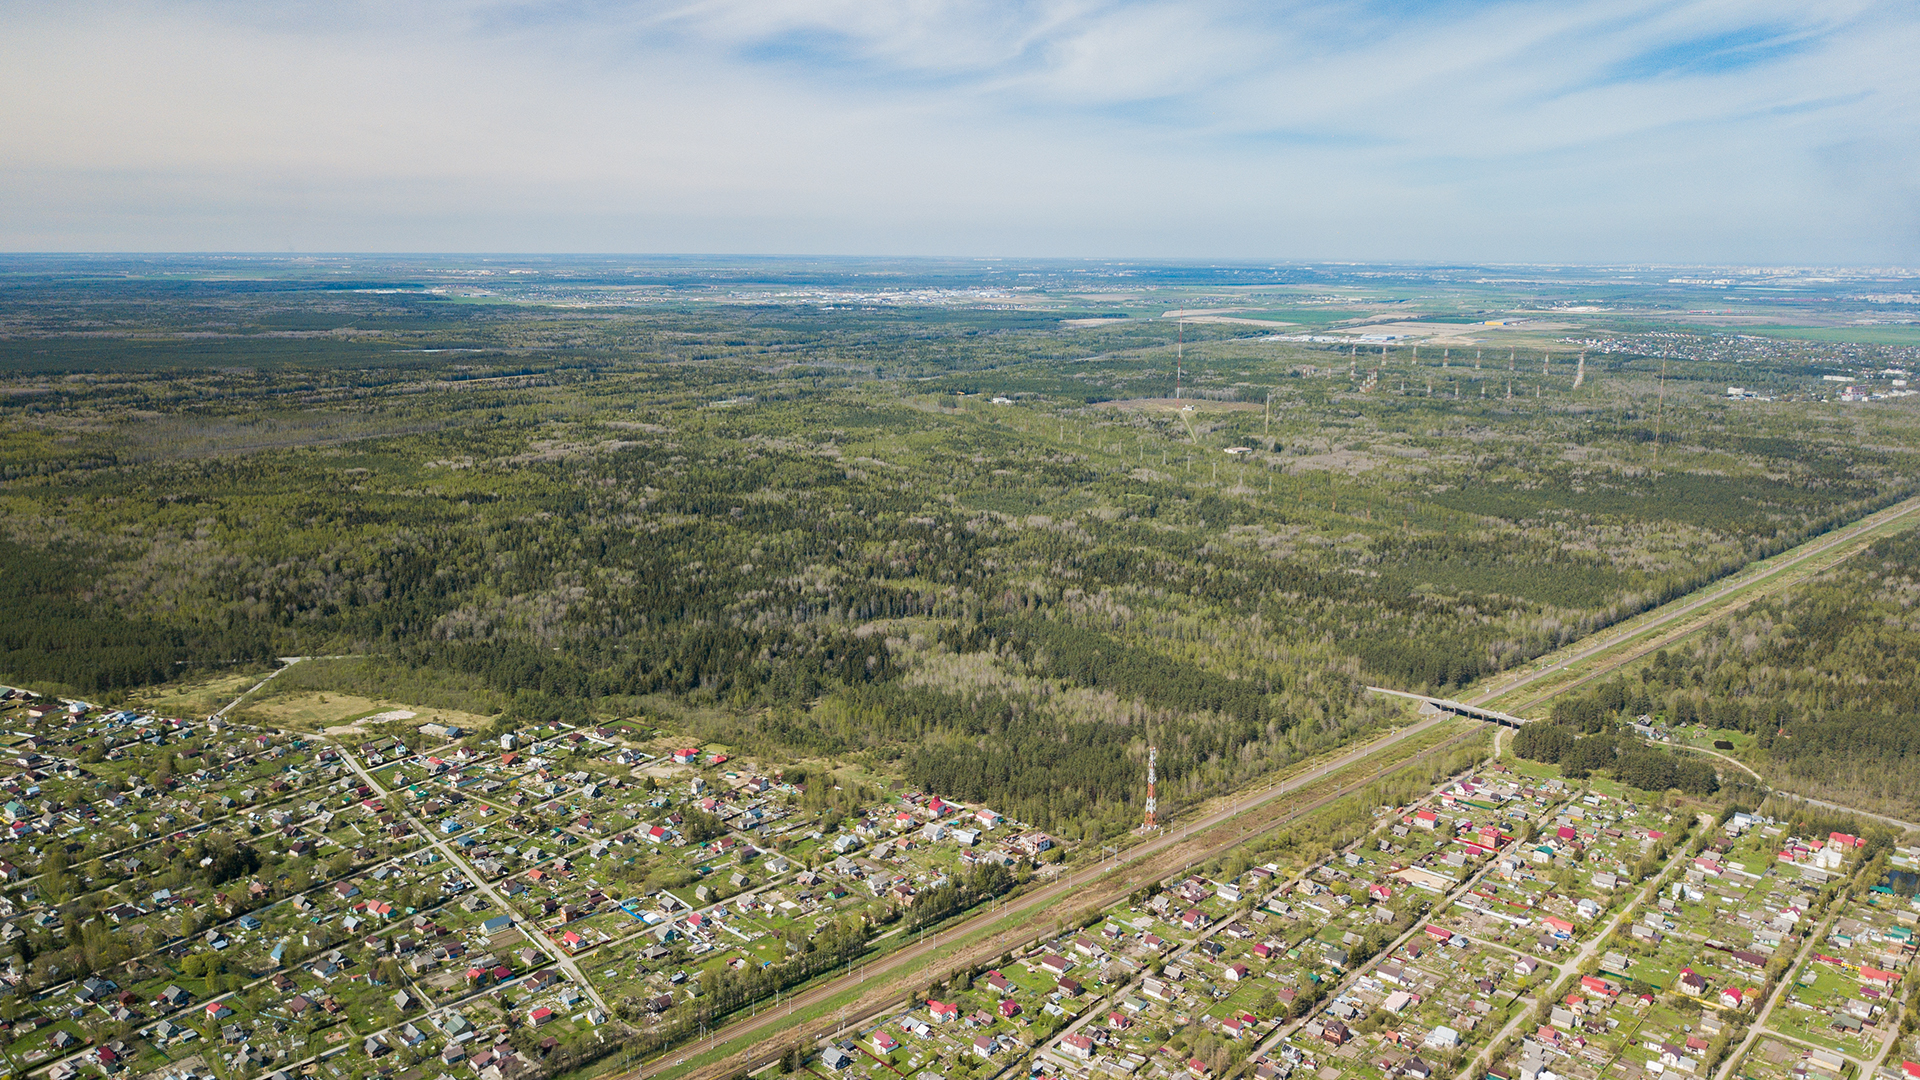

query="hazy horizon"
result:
[5,1,1917,263]
[1,254,1912,275]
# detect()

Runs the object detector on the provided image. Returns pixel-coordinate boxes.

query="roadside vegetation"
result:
[4,259,1920,847]
[1515,530,1920,822]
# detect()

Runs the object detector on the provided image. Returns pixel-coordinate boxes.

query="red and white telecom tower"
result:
[1144,745,1158,830]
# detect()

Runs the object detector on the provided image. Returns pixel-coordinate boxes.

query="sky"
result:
[2,0,1917,262]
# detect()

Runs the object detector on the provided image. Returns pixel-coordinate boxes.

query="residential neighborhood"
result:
[0,686,1072,1080]
[0,687,1913,1080]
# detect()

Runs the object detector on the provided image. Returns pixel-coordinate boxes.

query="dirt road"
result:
[630,493,1920,1080]
[638,716,1484,1080]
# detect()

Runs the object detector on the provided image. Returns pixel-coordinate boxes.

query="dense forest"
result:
[1511,722,1720,794]
[4,259,1919,836]
[1526,531,1920,818]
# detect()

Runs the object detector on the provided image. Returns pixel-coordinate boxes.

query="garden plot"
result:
[1766,886,1908,1066]
[1279,933,1515,1080]
[1728,1034,1848,1080]
[1590,993,1726,1080]
[890,964,1067,1078]
[1383,934,1527,1046]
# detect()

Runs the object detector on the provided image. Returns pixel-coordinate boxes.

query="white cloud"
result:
[0,0,1914,259]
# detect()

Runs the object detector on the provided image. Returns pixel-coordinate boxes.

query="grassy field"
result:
[121,666,276,718]
[239,690,497,734]
[1736,325,1920,346]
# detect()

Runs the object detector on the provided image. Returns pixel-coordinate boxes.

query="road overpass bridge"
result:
[1366,687,1532,729]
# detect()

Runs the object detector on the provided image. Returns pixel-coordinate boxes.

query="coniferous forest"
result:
[5,256,1920,837]
[1519,529,1920,820]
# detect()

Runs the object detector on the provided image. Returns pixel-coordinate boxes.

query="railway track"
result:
[624,494,1920,1080]
[634,718,1488,1080]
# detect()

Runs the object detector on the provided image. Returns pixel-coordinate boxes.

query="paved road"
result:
[165,497,1920,1077]
[1041,773,1497,1070]
[197,654,614,1016]
[647,492,1920,1079]
[1478,491,1920,713]
[640,712,1479,1079]
[1245,784,1568,1062]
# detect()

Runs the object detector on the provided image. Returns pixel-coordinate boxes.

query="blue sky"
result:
[2,0,1915,261]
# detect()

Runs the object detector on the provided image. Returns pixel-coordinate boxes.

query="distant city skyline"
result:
[3,1,1916,263]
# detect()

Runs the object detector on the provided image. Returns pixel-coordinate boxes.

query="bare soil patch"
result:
[1178,316,1297,327]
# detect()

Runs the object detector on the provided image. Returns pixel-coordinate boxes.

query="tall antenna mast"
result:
[1144,746,1158,830]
